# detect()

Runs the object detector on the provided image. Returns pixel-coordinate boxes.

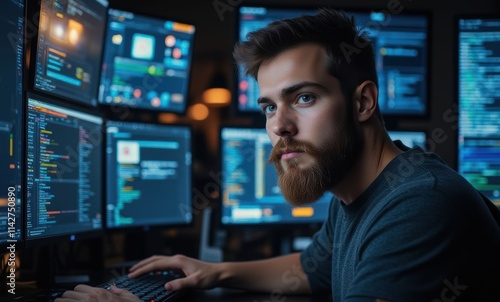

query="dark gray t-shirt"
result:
[300,144,500,302]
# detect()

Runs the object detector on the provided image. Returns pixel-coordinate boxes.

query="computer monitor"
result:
[457,15,500,206]
[0,0,24,248]
[105,121,193,229]
[25,94,103,247]
[388,130,427,149]
[32,0,108,107]
[220,126,332,227]
[235,6,429,118]
[98,8,196,114]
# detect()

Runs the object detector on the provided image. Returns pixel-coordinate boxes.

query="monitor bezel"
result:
[97,6,197,117]
[454,13,500,206]
[231,3,432,121]
[23,91,105,249]
[103,119,195,233]
[217,124,331,231]
[26,0,109,109]
[0,0,27,252]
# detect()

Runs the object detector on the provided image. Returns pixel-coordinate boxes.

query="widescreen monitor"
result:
[0,0,24,247]
[220,127,332,226]
[457,16,500,206]
[25,94,103,246]
[33,0,108,106]
[235,6,429,117]
[105,121,192,229]
[99,9,196,113]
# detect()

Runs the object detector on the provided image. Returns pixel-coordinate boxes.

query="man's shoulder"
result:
[382,147,473,197]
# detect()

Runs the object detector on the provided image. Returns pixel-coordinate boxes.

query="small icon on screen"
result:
[131,34,155,60]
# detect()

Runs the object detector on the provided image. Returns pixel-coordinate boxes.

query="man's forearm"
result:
[215,252,311,294]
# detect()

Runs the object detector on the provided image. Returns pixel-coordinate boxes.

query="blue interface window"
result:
[34,0,108,106]
[220,127,332,226]
[388,131,427,149]
[458,17,500,205]
[105,121,192,229]
[236,6,428,116]
[26,96,103,240]
[0,0,24,245]
[99,9,196,113]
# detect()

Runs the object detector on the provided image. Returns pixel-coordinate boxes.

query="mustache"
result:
[268,137,319,163]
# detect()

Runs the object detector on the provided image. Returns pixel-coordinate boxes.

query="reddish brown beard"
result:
[268,127,362,206]
[268,138,327,206]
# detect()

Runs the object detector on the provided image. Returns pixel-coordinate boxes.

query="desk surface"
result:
[180,288,331,302]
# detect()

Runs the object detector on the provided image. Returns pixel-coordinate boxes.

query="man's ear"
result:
[353,80,378,123]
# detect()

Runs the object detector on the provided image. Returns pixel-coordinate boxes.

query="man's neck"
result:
[331,127,403,205]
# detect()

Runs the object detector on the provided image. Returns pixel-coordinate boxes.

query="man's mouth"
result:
[280,149,303,160]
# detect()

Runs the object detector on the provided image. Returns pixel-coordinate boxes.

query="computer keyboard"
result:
[25,270,186,302]
[97,270,186,302]
[97,270,185,302]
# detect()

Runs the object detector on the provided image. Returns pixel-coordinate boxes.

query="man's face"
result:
[257,43,363,206]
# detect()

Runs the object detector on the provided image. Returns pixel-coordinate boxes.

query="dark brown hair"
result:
[233,8,381,119]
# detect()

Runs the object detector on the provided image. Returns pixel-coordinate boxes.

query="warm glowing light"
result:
[54,25,64,38]
[188,104,209,121]
[158,113,178,124]
[68,29,79,44]
[68,20,83,46]
[202,88,231,106]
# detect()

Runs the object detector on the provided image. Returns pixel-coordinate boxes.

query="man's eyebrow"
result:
[280,81,329,99]
[257,96,271,106]
[257,81,329,105]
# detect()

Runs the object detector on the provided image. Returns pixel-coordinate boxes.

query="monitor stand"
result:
[199,207,223,262]
[35,239,103,288]
[277,232,314,255]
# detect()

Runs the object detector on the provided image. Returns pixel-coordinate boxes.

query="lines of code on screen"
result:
[458,17,500,204]
[26,98,103,239]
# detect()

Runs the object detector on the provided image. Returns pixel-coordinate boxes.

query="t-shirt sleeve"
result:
[300,201,335,294]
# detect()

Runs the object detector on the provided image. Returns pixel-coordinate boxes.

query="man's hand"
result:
[54,284,140,302]
[128,254,220,291]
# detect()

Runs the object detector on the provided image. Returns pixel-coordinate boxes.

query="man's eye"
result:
[298,95,315,104]
[262,104,277,114]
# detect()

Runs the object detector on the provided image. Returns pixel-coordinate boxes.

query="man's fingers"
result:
[59,290,86,300]
[129,255,163,271]
[129,257,183,278]
[74,284,96,292]
[128,262,158,278]
[108,285,125,295]
[165,278,184,291]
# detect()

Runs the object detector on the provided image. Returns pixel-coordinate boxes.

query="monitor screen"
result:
[388,130,427,149]
[105,121,192,229]
[0,0,24,246]
[236,6,429,117]
[34,0,108,106]
[26,95,103,245]
[98,9,196,113]
[457,16,500,206]
[220,127,332,226]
